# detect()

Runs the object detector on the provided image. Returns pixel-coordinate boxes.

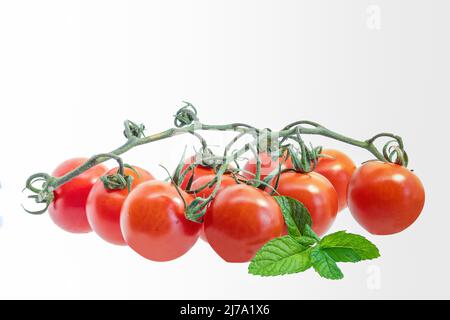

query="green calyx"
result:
[100,158,137,193]
[101,174,134,193]
[279,125,323,174]
[185,197,209,223]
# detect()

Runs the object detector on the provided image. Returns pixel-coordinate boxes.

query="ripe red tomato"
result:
[314,149,356,212]
[242,152,286,181]
[190,174,238,242]
[179,155,215,190]
[86,166,154,245]
[347,161,425,235]
[204,184,284,262]
[120,180,201,261]
[270,171,338,236]
[49,158,108,233]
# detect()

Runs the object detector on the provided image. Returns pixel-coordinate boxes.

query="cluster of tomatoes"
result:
[47,149,425,263]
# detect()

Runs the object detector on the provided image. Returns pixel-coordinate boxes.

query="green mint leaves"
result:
[248,196,380,280]
[310,247,344,280]
[248,237,312,276]
[320,231,380,262]
[275,196,312,238]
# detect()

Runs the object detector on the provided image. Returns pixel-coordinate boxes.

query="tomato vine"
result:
[24,102,408,219]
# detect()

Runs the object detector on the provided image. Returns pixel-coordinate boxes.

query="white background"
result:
[0,0,448,299]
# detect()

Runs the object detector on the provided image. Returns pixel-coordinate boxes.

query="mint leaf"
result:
[322,248,361,263]
[249,236,312,276]
[296,236,317,247]
[310,247,344,280]
[303,224,321,242]
[274,196,313,238]
[320,231,380,262]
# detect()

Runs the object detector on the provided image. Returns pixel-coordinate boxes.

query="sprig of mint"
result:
[248,196,380,280]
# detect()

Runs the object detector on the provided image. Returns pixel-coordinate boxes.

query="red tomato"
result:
[204,184,284,262]
[242,152,286,181]
[314,149,356,212]
[86,166,154,245]
[120,180,201,261]
[270,171,338,236]
[347,161,425,235]
[180,155,215,190]
[49,158,108,233]
[190,174,238,242]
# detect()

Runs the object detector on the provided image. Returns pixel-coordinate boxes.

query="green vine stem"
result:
[24,103,408,216]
